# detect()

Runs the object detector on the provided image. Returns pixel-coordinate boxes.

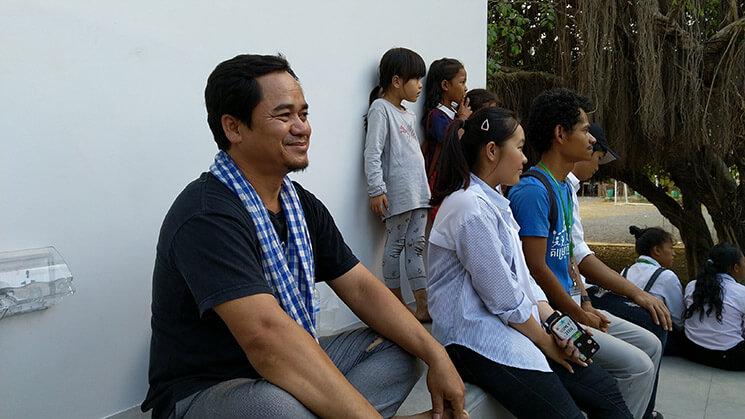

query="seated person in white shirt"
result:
[682,243,745,371]
[571,125,670,419]
[617,226,685,353]
[427,107,631,419]
[570,123,673,336]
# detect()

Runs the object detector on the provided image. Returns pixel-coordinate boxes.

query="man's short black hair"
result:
[526,88,593,156]
[205,54,298,151]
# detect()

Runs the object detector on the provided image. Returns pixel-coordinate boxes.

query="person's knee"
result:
[601,341,655,377]
[386,238,406,258]
[628,351,656,377]
[410,235,426,256]
[632,326,663,363]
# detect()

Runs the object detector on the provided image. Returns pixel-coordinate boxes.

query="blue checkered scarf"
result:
[210,151,318,338]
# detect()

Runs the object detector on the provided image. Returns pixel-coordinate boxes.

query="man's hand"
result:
[580,301,610,332]
[578,255,672,331]
[329,265,466,419]
[630,290,673,331]
[369,194,388,218]
[425,351,468,419]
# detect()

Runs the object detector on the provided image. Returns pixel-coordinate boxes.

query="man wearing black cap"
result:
[569,123,671,334]
[568,123,669,419]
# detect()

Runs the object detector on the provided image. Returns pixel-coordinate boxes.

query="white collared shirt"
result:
[567,172,594,265]
[436,103,456,120]
[684,273,745,350]
[428,175,551,372]
[567,173,591,302]
[623,255,685,329]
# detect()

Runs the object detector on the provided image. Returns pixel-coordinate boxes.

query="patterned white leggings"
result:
[382,208,428,290]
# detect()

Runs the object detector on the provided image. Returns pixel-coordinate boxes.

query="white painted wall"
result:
[0,1,486,417]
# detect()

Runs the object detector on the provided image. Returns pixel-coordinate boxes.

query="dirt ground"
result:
[578,197,715,281]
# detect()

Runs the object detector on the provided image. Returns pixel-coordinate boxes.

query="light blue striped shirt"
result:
[428,175,552,372]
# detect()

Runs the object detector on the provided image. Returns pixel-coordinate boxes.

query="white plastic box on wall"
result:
[0,246,74,320]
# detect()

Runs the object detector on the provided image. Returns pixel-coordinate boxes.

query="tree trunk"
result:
[677,192,715,277]
[669,147,745,258]
[606,166,714,278]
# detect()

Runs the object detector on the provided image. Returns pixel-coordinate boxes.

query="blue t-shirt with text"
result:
[508,166,574,292]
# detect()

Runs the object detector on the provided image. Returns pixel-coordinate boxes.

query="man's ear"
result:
[221,114,244,146]
[554,124,566,145]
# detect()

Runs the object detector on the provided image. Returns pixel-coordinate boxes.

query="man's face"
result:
[573,147,605,182]
[562,109,594,163]
[231,71,311,175]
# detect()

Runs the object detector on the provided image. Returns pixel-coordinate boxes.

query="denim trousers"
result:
[446,344,631,419]
[170,328,420,419]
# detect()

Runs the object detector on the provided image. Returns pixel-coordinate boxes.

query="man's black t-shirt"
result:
[142,173,359,418]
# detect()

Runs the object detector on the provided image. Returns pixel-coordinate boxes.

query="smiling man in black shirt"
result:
[141,54,466,419]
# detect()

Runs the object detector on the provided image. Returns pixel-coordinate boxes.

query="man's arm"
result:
[578,254,672,330]
[570,263,611,331]
[214,294,380,419]
[328,263,467,419]
[521,236,604,329]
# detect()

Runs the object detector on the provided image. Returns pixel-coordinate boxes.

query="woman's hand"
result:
[552,332,591,366]
[538,332,588,373]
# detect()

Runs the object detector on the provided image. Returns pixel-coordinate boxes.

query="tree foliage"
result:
[487,0,745,276]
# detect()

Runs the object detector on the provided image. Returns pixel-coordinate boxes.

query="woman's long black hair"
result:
[430,107,520,206]
[684,243,743,323]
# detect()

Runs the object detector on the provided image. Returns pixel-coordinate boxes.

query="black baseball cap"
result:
[589,123,620,165]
